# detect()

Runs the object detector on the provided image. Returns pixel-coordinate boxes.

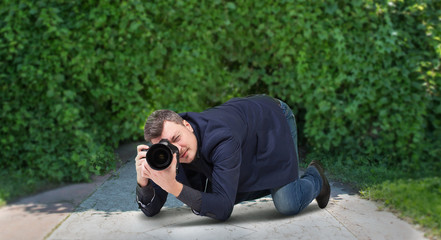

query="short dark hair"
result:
[144,110,184,142]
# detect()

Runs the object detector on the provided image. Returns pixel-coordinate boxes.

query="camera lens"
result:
[146,144,172,170]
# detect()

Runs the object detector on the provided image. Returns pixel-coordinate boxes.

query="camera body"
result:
[145,139,179,171]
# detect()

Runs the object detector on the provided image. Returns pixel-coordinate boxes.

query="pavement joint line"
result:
[325,207,359,240]
[43,172,112,240]
[44,213,71,240]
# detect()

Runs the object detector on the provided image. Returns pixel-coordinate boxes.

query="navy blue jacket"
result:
[143,95,299,220]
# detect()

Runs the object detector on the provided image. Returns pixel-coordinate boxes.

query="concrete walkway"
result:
[0,143,428,240]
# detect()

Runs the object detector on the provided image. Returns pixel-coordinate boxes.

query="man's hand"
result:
[135,144,183,196]
[146,152,182,196]
[135,144,150,187]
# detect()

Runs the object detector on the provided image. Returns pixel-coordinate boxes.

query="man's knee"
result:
[273,200,302,216]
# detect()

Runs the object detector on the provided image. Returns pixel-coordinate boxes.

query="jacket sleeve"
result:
[136,181,167,217]
[198,137,241,221]
[136,163,192,217]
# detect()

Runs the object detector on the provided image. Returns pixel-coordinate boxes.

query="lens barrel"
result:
[145,139,179,171]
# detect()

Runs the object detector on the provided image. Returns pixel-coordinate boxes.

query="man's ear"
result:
[183,120,194,132]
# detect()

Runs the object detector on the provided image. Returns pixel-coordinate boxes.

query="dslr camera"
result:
[145,139,179,171]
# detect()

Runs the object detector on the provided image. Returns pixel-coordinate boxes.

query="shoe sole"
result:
[309,161,331,209]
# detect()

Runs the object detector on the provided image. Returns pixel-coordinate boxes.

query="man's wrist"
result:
[137,178,149,188]
[169,181,183,197]
[136,182,155,208]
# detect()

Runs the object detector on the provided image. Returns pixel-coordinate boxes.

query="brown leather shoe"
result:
[308,160,331,208]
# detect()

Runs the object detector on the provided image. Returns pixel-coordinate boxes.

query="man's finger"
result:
[141,162,152,178]
[170,153,178,169]
[135,151,147,161]
[137,144,149,153]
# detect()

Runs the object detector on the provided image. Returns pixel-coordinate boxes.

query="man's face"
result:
[150,120,197,164]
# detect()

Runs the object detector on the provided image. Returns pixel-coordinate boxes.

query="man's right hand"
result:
[135,144,150,187]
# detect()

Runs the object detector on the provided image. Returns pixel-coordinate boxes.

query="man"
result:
[135,95,330,221]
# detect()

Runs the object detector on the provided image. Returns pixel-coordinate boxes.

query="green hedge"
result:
[1,0,440,185]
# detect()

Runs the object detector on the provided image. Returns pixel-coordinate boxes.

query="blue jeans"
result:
[270,100,323,215]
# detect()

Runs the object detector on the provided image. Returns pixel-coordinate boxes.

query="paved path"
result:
[0,143,428,240]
